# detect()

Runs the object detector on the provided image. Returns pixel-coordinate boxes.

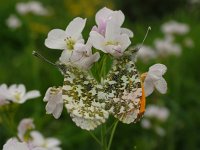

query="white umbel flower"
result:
[161,20,189,35]
[44,87,63,119]
[144,64,167,97]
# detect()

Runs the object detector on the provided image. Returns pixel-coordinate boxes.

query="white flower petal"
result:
[105,21,121,41]
[3,138,29,150]
[89,31,106,52]
[59,50,73,64]
[45,138,60,148]
[23,90,40,101]
[45,29,66,49]
[154,77,167,94]
[121,28,134,38]
[144,76,155,97]
[116,34,131,51]
[52,103,63,119]
[65,17,86,40]
[109,10,125,27]
[95,7,113,25]
[149,64,167,76]
[30,131,45,146]
[17,118,35,141]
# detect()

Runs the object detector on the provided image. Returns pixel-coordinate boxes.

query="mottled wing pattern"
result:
[102,55,143,123]
[62,66,109,130]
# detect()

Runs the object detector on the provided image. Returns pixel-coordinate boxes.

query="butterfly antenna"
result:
[32,51,57,67]
[33,51,67,74]
[138,26,151,50]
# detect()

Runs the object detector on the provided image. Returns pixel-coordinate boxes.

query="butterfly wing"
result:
[62,66,109,130]
[102,55,145,123]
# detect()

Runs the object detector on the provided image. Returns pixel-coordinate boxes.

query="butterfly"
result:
[59,48,146,130]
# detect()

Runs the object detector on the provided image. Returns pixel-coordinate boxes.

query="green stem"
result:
[101,125,107,150]
[89,131,102,146]
[107,120,119,150]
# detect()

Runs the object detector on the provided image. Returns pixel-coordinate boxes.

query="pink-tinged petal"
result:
[95,7,113,25]
[144,75,155,97]
[154,77,167,94]
[105,21,121,41]
[45,29,66,49]
[121,28,134,38]
[109,10,125,27]
[89,31,106,53]
[65,17,86,39]
[116,34,131,52]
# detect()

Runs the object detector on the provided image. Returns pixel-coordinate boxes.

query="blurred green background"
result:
[0,0,200,149]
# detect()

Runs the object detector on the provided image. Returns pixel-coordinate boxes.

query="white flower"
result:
[44,87,63,119]
[3,138,46,150]
[92,7,133,37]
[18,118,35,141]
[16,2,30,15]
[161,20,189,35]
[28,1,48,16]
[145,105,170,122]
[144,64,167,97]
[59,40,100,69]
[16,1,48,16]
[0,84,40,104]
[137,45,157,62]
[6,14,21,29]
[154,36,181,57]
[90,20,131,57]
[45,17,86,52]
[30,131,61,150]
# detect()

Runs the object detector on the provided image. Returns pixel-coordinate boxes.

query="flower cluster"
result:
[42,7,167,130]
[3,118,61,150]
[137,20,193,62]
[5,1,49,30]
[16,1,49,16]
[0,84,40,106]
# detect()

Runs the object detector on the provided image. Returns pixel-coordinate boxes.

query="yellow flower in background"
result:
[64,0,114,17]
